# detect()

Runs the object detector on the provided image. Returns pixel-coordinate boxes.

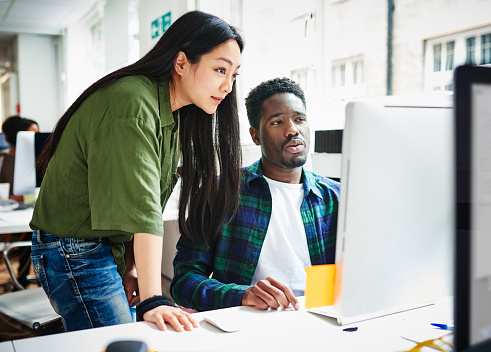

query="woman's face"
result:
[176,39,241,114]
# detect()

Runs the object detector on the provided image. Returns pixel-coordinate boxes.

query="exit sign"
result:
[151,11,171,39]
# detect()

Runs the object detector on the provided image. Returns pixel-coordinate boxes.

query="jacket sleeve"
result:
[170,237,251,311]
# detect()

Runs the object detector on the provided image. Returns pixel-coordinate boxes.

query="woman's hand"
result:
[143,305,199,332]
[132,233,198,331]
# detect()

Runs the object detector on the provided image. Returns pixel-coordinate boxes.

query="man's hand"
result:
[241,276,300,310]
[122,267,139,306]
[143,305,199,332]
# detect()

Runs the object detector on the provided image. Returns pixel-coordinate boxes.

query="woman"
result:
[30,10,243,332]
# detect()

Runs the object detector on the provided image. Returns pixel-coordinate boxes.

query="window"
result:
[331,65,338,88]
[433,44,442,72]
[481,33,491,65]
[291,66,316,97]
[291,66,316,117]
[353,60,363,85]
[445,41,455,70]
[425,27,491,92]
[353,61,359,84]
[330,56,365,102]
[88,19,105,81]
[466,37,476,65]
[340,64,346,87]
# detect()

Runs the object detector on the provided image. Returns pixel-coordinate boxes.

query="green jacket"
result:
[30,76,180,275]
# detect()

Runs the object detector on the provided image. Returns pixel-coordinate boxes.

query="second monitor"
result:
[327,94,454,323]
[13,131,50,196]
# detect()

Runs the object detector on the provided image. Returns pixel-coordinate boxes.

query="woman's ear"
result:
[249,126,261,146]
[174,51,188,76]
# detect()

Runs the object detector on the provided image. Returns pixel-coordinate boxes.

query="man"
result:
[171,77,340,311]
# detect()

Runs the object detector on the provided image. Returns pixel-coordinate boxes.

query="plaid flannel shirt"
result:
[170,159,340,311]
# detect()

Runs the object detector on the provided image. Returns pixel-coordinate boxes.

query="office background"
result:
[0,0,490,168]
[0,2,490,349]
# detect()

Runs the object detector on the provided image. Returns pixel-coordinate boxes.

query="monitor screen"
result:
[454,65,491,352]
[334,94,454,320]
[12,131,50,196]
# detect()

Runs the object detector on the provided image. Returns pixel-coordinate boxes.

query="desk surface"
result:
[0,341,14,352]
[0,208,33,234]
[11,298,453,352]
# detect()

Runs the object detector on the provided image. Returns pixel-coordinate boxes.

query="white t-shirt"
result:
[251,176,312,296]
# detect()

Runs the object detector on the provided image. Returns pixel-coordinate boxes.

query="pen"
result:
[431,323,454,330]
[343,327,358,332]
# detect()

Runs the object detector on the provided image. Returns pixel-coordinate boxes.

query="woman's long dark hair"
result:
[37,10,244,247]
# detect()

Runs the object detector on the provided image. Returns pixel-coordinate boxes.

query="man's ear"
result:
[174,51,188,76]
[249,126,261,146]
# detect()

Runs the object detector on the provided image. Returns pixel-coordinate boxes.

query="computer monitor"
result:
[12,131,50,196]
[332,94,454,321]
[454,65,491,352]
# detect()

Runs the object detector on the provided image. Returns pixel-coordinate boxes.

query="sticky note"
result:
[305,264,335,309]
[23,193,37,205]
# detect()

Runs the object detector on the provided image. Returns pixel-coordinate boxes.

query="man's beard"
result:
[280,154,308,169]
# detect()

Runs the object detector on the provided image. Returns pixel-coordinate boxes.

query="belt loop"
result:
[36,230,42,244]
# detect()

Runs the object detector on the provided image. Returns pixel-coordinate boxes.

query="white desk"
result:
[11,298,453,352]
[0,341,14,352]
[0,208,33,235]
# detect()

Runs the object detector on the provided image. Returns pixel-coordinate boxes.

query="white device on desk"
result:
[309,94,454,325]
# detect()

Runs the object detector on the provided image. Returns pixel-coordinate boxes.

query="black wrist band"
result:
[135,295,173,321]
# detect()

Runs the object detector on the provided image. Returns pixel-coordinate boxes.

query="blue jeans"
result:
[31,231,133,331]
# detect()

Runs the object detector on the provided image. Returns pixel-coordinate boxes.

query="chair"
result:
[2,241,31,291]
[0,240,63,335]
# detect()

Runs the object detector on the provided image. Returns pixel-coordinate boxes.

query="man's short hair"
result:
[245,77,306,129]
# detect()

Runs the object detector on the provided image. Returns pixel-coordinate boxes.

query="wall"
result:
[138,0,189,57]
[239,0,318,162]
[393,0,491,95]
[65,2,106,115]
[17,34,60,131]
[328,0,388,99]
[327,0,491,100]
[104,0,131,73]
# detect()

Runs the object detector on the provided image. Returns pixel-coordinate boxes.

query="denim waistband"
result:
[33,230,58,244]
[33,231,107,246]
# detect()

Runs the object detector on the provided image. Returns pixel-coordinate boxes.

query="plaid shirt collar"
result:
[243,159,325,200]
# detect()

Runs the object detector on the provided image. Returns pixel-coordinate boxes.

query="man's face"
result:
[250,92,310,170]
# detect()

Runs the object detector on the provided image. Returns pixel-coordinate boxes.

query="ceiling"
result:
[0,0,99,40]
[0,0,99,73]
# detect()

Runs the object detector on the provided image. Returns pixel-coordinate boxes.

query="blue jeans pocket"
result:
[30,233,131,330]
[61,237,103,257]
[31,254,50,295]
